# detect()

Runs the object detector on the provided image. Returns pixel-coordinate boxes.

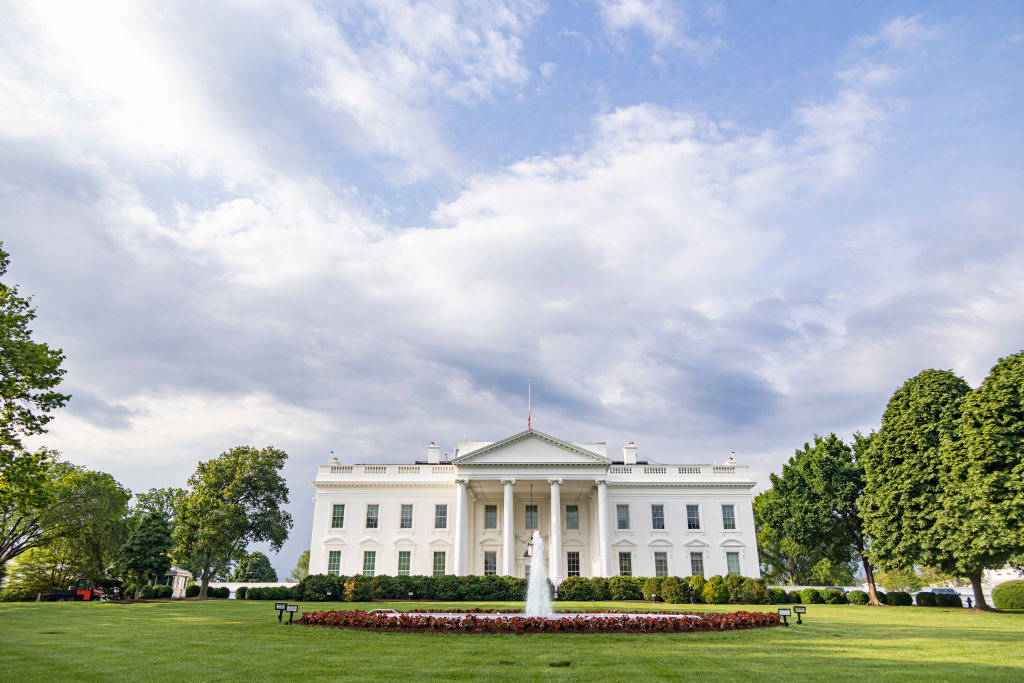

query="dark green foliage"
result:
[875,590,887,605]
[294,573,345,601]
[788,590,803,603]
[589,577,610,601]
[502,576,528,601]
[687,575,706,602]
[431,574,461,601]
[185,584,200,597]
[992,580,1024,609]
[660,576,690,604]
[155,584,173,599]
[556,576,592,601]
[821,589,848,604]
[723,573,745,601]
[229,551,277,582]
[139,585,155,599]
[118,512,173,598]
[848,590,869,605]
[235,586,247,600]
[735,578,770,604]
[862,370,971,574]
[916,591,936,607]
[768,587,789,604]
[608,575,642,600]
[888,591,912,606]
[702,576,729,604]
[935,593,962,608]
[801,588,824,604]
[123,584,137,599]
[642,577,663,601]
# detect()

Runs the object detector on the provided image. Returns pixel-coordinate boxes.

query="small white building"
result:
[150,566,192,598]
[309,429,759,583]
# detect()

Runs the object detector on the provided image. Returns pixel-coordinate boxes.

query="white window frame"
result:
[327,550,341,576]
[686,503,702,531]
[616,504,630,531]
[433,551,446,576]
[618,551,633,576]
[434,504,448,530]
[651,503,666,530]
[566,551,580,577]
[726,551,741,575]
[330,504,345,529]
[722,504,737,531]
[565,504,579,530]
[690,551,705,577]
[483,550,497,575]
[362,550,376,577]
[396,549,412,576]
[483,504,498,530]
[399,503,414,530]
[525,504,538,530]
[365,504,379,529]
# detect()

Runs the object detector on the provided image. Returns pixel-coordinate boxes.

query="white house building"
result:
[309,429,759,584]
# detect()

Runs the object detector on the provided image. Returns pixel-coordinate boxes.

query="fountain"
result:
[524,530,552,617]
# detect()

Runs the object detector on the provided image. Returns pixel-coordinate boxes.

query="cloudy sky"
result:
[3,1,1022,575]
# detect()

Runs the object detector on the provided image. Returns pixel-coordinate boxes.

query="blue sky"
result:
[2,1,1022,576]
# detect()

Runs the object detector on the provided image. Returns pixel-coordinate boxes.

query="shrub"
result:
[687,576,706,603]
[557,576,593,601]
[800,588,824,604]
[432,574,462,601]
[993,580,1024,609]
[888,591,912,606]
[875,590,887,605]
[935,593,963,608]
[344,575,374,602]
[768,587,789,604]
[245,587,262,600]
[589,577,610,601]
[848,590,869,605]
[723,574,745,601]
[735,578,770,604]
[821,589,848,605]
[788,590,803,603]
[139,585,155,599]
[502,576,528,601]
[155,584,173,599]
[185,584,200,598]
[609,575,643,600]
[915,591,936,607]
[642,577,664,601]
[702,576,730,604]
[295,574,345,601]
[123,584,137,599]
[235,586,248,600]
[660,576,690,604]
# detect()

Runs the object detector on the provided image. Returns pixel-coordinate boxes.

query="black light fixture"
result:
[793,605,806,624]
[777,607,791,626]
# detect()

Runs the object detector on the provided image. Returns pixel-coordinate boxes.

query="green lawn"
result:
[1,600,1022,681]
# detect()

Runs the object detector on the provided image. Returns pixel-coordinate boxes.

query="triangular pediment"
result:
[452,429,611,466]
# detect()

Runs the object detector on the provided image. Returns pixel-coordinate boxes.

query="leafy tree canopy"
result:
[229,551,277,582]
[117,512,174,599]
[286,549,309,582]
[174,445,292,596]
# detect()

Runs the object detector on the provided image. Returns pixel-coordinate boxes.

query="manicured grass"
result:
[1,600,1022,681]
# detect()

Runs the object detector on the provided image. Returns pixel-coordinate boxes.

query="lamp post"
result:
[777,608,791,626]
[793,605,806,624]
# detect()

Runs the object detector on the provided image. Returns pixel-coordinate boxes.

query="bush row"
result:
[124,584,174,599]
[183,585,229,598]
[915,592,964,608]
[993,580,1024,610]
[282,574,539,602]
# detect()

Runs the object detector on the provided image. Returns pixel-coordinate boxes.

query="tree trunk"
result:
[199,552,213,598]
[862,558,884,606]
[967,568,991,610]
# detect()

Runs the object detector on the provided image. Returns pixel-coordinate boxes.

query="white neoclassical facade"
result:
[309,429,759,583]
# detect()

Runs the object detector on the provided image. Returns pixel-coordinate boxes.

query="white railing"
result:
[713,466,736,474]
[644,467,666,474]
[610,466,632,474]
[317,463,457,481]
[330,465,352,474]
[677,466,700,474]
[397,466,420,474]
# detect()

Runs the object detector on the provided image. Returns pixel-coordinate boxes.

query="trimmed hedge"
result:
[993,580,1024,609]
[788,590,803,603]
[185,584,200,598]
[246,586,293,600]
[821,589,848,605]
[235,586,248,600]
[557,576,593,601]
[935,593,963,608]
[642,577,663,601]
[139,585,155,599]
[768,587,789,604]
[916,591,936,607]
[660,576,690,604]
[875,590,888,605]
[608,576,643,600]
[848,590,869,605]
[887,591,912,606]
[702,576,730,604]
[687,575,706,603]
[155,584,173,599]
[801,588,824,604]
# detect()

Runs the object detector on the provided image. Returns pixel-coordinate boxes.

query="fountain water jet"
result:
[524,530,552,617]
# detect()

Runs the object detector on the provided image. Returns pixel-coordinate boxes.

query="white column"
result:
[502,479,515,576]
[596,479,610,577]
[548,479,562,583]
[454,479,468,575]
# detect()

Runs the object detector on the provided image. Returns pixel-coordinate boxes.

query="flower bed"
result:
[300,609,780,634]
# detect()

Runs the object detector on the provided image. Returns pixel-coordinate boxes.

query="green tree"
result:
[174,446,292,597]
[876,567,925,593]
[286,549,310,582]
[133,488,185,524]
[938,351,1024,609]
[754,489,829,585]
[760,433,882,604]
[229,551,277,582]
[0,537,91,601]
[118,512,174,599]
[860,369,971,589]
[0,243,70,576]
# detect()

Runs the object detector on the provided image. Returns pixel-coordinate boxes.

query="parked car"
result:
[931,587,959,595]
[821,586,847,593]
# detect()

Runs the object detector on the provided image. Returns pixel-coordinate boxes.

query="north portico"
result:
[309,429,759,584]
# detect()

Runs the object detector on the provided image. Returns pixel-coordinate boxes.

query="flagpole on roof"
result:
[528,378,531,430]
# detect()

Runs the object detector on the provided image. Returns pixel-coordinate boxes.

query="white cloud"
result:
[595,0,722,55]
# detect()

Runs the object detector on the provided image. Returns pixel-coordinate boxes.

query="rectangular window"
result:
[651,504,665,530]
[483,551,497,575]
[363,551,376,577]
[433,551,446,576]
[616,504,630,530]
[618,551,633,576]
[722,504,736,530]
[327,550,341,576]
[567,551,580,577]
[654,551,668,577]
[686,504,701,530]
[331,504,345,528]
[484,505,497,529]
[565,505,579,530]
[690,552,704,578]
[434,504,447,529]
[525,504,538,530]
[365,504,379,529]
[400,504,413,529]
[726,552,741,575]
[397,551,411,576]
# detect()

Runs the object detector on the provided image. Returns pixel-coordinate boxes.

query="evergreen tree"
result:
[229,551,277,582]
[118,512,174,599]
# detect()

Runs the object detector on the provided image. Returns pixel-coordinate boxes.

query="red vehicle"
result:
[43,578,102,601]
